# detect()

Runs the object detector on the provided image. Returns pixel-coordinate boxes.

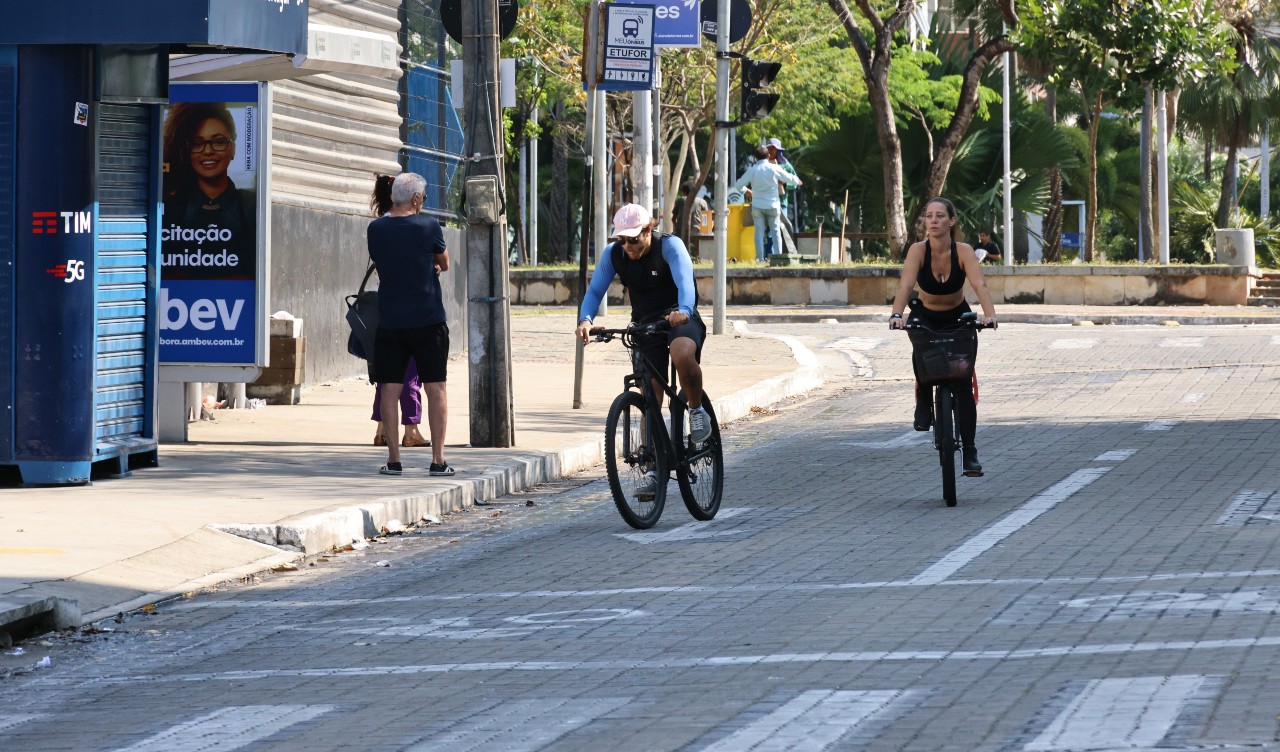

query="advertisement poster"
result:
[159,82,264,366]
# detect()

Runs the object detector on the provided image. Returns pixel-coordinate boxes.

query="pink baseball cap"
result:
[611,203,651,238]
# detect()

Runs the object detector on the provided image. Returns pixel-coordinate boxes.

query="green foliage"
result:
[1170,179,1280,266]
[1019,0,1234,96]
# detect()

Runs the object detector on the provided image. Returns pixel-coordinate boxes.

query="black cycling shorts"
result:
[635,313,706,377]
[372,322,449,384]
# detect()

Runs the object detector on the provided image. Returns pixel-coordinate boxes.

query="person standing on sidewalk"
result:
[733,146,801,262]
[575,204,710,499]
[888,197,997,475]
[973,229,1003,263]
[367,172,454,477]
[368,174,429,449]
[767,138,800,254]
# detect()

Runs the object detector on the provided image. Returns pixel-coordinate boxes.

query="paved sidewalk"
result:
[1,304,1276,635]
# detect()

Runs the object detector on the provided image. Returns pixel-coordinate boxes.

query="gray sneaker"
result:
[688,407,712,444]
[634,471,659,500]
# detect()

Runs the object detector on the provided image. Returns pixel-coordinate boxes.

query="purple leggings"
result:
[371,358,422,425]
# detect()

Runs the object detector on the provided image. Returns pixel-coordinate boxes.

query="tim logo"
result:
[31,211,92,235]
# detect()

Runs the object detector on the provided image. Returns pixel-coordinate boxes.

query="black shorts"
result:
[636,313,706,377]
[372,322,449,384]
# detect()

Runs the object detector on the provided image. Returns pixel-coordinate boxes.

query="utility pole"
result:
[712,0,730,335]
[462,0,515,446]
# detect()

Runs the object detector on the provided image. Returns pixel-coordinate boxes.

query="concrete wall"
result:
[509,265,1255,310]
[271,203,467,384]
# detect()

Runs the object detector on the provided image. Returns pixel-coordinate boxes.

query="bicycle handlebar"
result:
[903,312,996,332]
[590,318,672,344]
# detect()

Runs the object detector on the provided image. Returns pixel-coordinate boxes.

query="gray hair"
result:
[391,172,426,206]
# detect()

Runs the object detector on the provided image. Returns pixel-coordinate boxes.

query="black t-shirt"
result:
[162,181,257,280]
[367,214,448,328]
[974,239,1001,258]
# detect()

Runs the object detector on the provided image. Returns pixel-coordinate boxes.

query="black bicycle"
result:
[591,320,724,529]
[905,311,994,507]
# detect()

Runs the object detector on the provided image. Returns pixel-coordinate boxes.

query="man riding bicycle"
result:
[576,204,711,495]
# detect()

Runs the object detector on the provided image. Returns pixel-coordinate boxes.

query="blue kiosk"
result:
[0,1,308,484]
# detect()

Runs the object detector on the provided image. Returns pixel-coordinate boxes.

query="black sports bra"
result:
[917,239,965,296]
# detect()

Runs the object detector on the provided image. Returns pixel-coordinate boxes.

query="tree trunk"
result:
[1139,86,1154,261]
[1204,138,1214,184]
[869,76,908,255]
[1217,141,1239,229]
[1085,93,1103,263]
[1043,85,1063,263]
[548,117,570,263]
[917,37,1016,233]
[824,0,913,257]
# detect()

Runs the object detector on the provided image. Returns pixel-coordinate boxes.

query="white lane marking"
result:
[1048,338,1096,350]
[615,507,750,544]
[1216,490,1280,526]
[283,609,646,641]
[0,714,43,733]
[698,690,909,752]
[909,468,1112,585]
[1141,420,1179,431]
[1093,449,1136,462]
[1023,675,1207,751]
[1158,338,1205,348]
[110,705,335,752]
[1182,393,1206,403]
[405,697,628,751]
[1064,590,1280,617]
[826,337,882,351]
[841,432,931,449]
[96,637,1280,684]
[173,568,1280,609]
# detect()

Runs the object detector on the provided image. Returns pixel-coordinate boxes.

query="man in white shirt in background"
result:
[733,146,802,262]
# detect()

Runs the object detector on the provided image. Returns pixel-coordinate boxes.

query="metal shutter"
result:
[0,62,13,461]
[95,103,155,457]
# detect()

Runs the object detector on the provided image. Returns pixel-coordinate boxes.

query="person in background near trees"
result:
[673,179,709,254]
[368,174,429,449]
[161,101,257,280]
[733,146,802,262]
[888,197,998,476]
[973,229,1003,263]
[767,137,800,255]
[367,172,453,477]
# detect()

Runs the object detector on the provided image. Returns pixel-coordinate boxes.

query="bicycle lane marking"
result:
[614,507,750,544]
[908,468,1112,586]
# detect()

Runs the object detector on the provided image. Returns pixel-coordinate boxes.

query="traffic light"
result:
[740,59,782,123]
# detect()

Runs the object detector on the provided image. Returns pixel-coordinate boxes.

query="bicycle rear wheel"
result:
[671,393,723,520]
[934,385,958,507]
[605,391,668,529]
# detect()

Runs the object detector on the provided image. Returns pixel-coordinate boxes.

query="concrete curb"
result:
[729,312,1280,327]
[0,335,828,633]
[212,333,826,558]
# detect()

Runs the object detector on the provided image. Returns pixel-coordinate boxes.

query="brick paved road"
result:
[3,322,1280,751]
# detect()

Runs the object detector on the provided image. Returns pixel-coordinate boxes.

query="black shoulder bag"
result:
[345,262,379,375]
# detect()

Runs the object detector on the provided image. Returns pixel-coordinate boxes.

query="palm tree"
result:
[1179,7,1280,228]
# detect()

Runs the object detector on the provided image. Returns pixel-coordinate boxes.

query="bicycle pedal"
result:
[963,469,984,478]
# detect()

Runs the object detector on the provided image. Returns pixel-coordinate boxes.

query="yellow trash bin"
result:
[726,204,756,263]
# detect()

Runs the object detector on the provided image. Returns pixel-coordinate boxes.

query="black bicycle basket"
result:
[909,328,977,383]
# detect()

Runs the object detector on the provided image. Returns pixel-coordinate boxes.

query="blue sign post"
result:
[598,4,657,91]
[613,0,701,48]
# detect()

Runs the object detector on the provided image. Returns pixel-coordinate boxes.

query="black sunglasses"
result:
[619,234,646,246]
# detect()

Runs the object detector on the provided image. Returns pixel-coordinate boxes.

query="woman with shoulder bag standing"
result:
[367,174,429,449]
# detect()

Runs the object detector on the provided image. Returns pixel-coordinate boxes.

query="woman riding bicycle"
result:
[888,197,998,475]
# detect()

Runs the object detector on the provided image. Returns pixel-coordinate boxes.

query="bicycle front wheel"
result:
[934,384,957,507]
[672,393,724,520]
[605,391,668,529]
